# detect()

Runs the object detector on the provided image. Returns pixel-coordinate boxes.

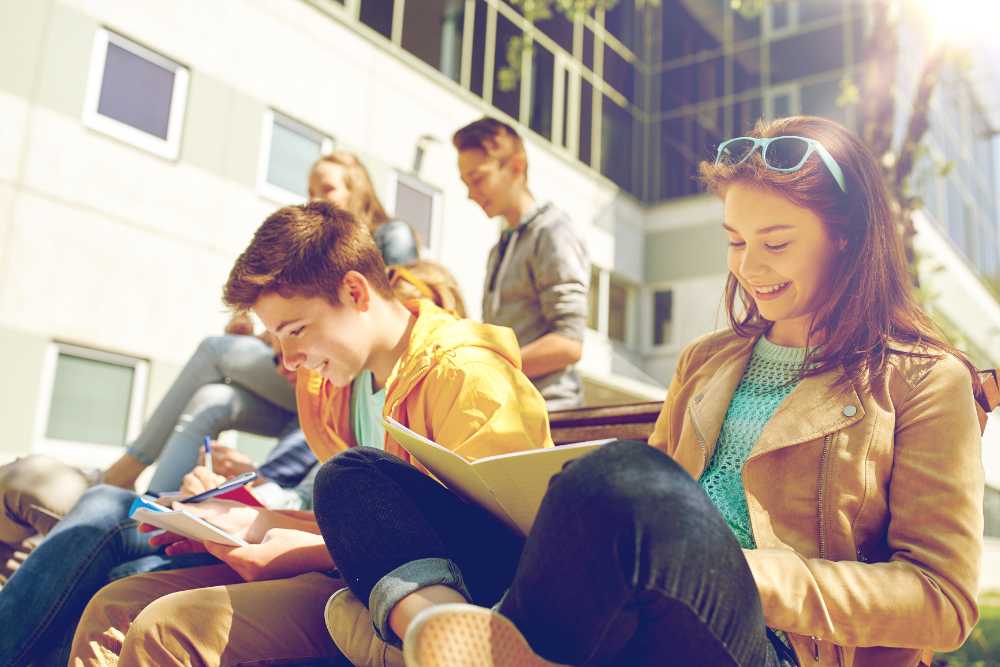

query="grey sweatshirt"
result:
[481,202,589,410]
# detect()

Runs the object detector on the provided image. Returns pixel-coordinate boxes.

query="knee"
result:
[181,383,239,417]
[314,449,397,511]
[73,484,138,519]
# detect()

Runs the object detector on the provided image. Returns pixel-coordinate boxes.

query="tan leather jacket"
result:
[649,330,984,667]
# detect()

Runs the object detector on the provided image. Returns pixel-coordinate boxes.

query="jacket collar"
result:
[687,334,865,471]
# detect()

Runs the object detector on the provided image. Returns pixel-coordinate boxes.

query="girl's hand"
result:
[180,466,226,496]
[203,528,334,581]
[173,499,275,544]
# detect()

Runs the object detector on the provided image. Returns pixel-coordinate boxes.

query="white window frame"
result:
[256,109,335,205]
[765,83,800,119]
[33,342,149,464]
[82,28,189,160]
[386,170,442,255]
[764,0,799,38]
[606,273,637,349]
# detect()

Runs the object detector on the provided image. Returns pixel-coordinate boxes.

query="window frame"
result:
[82,28,190,160]
[256,109,335,205]
[385,170,442,255]
[33,342,150,461]
[763,0,800,38]
[645,284,678,353]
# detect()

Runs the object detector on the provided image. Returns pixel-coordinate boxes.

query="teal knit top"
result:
[699,335,808,549]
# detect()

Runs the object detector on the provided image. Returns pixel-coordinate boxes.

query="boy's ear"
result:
[341,271,372,312]
[507,153,527,178]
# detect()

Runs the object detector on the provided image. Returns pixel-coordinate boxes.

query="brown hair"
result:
[698,115,983,399]
[310,151,390,229]
[387,261,467,318]
[452,117,528,180]
[223,201,394,311]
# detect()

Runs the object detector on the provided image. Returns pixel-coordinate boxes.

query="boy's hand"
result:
[180,466,226,496]
[138,523,209,556]
[173,499,274,543]
[198,445,258,480]
[203,528,334,581]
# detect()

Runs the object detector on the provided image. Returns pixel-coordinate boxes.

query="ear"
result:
[507,153,527,178]
[340,271,372,312]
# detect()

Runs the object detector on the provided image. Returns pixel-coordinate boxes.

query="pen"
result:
[203,436,213,475]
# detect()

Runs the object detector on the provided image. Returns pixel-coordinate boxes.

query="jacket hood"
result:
[384,299,523,414]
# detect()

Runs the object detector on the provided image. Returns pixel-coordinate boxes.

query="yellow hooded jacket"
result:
[296,299,552,464]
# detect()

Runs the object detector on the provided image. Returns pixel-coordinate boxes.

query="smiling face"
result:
[308,162,352,210]
[457,148,523,219]
[723,182,842,346]
[252,274,373,388]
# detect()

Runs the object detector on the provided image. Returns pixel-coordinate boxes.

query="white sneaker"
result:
[402,603,570,667]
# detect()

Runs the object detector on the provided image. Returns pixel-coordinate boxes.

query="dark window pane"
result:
[729,95,763,135]
[394,179,435,247]
[608,279,628,342]
[535,11,573,53]
[579,78,593,164]
[529,44,555,140]
[730,3,761,42]
[770,3,790,30]
[493,14,521,119]
[98,41,175,140]
[770,93,792,119]
[470,0,488,96]
[583,26,595,69]
[605,0,639,53]
[604,45,635,102]
[402,0,464,82]
[661,55,723,112]
[560,68,571,147]
[770,25,844,83]
[661,0,723,61]
[730,45,762,95]
[653,290,673,346]
[601,96,635,193]
[799,0,844,25]
[800,77,846,124]
[360,0,394,38]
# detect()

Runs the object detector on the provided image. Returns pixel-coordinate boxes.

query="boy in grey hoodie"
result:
[454,118,589,410]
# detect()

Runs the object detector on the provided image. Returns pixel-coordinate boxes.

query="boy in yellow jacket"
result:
[69,201,551,667]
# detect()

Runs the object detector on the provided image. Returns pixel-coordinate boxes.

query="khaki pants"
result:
[70,564,348,667]
[0,455,93,580]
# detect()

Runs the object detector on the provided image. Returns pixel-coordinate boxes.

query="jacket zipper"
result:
[810,433,836,664]
[687,404,708,470]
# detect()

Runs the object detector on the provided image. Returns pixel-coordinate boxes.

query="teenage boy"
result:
[454,117,590,410]
[68,202,551,667]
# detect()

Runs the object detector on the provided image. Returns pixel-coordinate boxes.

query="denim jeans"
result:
[0,485,214,667]
[126,335,297,492]
[314,443,787,666]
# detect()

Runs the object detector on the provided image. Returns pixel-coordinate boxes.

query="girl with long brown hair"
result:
[343,116,985,667]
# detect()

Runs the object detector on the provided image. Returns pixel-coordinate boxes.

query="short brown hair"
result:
[310,151,390,229]
[223,201,394,312]
[452,117,528,177]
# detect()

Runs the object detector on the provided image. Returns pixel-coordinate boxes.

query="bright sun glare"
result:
[911,0,1000,46]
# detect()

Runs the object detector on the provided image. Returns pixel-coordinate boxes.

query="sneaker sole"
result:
[403,603,568,667]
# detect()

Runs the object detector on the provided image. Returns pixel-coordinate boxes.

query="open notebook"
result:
[128,495,249,547]
[385,417,609,536]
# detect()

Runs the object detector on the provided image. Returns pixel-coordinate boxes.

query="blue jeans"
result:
[126,335,297,493]
[314,443,788,665]
[0,485,215,667]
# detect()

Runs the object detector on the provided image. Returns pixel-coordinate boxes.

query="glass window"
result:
[799,0,844,25]
[800,77,846,125]
[603,45,635,103]
[729,94,763,135]
[470,0,488,96]
[260,111,332,201]
[360,0,394,38]
[661,55,724,112]
[601,96,635,194]
[608,277,630,343]
[583,25,595,70]
[661,0,723,61]
[45,346,145,447]
[535,11,574,53]
[493,13,521,119]
[652,289,673,346]
[730,3,762,42]
[769,2,792,32]
[587,266,601,330]
[729,45,762,96]
[83,29,189,159]
[769,25,844,83]
[579,78,593,165]
[529,44,555,140]
[392,174,437,251]
[604,0,640,53]
[402,0,465,82]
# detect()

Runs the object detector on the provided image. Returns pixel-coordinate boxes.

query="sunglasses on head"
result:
[714,135,847,193]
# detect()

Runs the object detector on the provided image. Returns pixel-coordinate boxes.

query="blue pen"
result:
[203,436,213,475]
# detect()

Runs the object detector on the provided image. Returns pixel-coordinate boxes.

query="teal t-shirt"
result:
[350,370,386,449]
[699,335,807,548]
